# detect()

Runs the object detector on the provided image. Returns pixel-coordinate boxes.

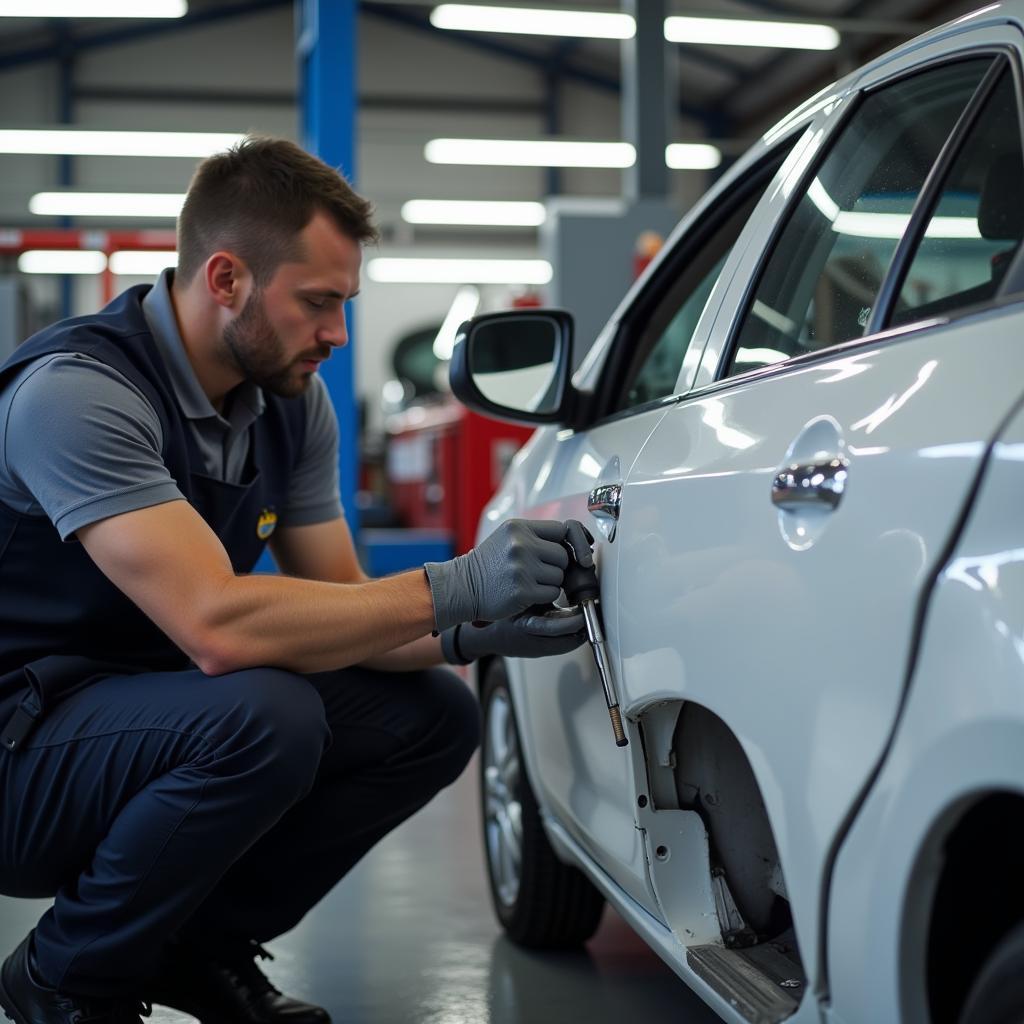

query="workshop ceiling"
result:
[0,0,985,140]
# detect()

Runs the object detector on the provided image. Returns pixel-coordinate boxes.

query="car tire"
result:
[480,658,605,948]
[959,921,1024,1024]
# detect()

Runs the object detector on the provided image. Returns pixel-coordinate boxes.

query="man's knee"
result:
[200,667,329,799]
[413,669,481,787]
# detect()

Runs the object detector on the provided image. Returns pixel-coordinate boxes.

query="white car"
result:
[449,6,1024,1024]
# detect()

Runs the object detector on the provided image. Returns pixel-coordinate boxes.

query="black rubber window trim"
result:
[986,52,1024,299]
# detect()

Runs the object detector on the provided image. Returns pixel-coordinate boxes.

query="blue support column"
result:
[296,0,360,536]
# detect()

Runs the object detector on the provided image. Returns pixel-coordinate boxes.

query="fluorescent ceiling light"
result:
[807,179,981,239]
[922,216,983,239]
[665,15,839,50]
[832,212,981,240]
[666,143,722,170]
[30,192,185,218]
[751,300,798,337]
[433,285,481,360]
[0,129,243,158]
[807,176,840,220]
[109,251,178,276]
[368,258,553,285]
[402,200,546,227]
[430,3,634,39]
[18,250,106,275]
[0,0,185,14]
[426,138,635,168]
[735,347,790,366]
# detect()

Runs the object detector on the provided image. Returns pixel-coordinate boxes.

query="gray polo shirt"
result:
[0,270,343,541]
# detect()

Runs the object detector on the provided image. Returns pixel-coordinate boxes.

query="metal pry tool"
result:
[562,534,628,748]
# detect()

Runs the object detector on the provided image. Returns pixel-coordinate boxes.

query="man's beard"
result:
[222,290,321,399]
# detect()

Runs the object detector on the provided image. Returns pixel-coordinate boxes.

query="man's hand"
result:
[425,519,586,633]
[441,606,586,665]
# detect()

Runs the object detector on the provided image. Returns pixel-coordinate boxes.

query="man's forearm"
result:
[199,569,436,675]
[358,632,446,672]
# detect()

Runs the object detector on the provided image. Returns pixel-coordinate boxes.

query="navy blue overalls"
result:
[0,287,479,997]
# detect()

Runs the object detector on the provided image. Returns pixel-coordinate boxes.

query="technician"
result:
[0,137,590,1024]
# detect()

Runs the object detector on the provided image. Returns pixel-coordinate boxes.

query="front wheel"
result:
[959,921,1024,1024]
[480,659,605,948]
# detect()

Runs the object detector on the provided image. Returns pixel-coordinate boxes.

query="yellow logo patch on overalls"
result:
[256,508,278,540]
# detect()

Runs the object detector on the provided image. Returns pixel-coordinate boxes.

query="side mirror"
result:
[449,309,576,426]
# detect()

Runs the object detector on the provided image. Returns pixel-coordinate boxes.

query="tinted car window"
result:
[890,69,1024,326]
[622,249,726,409]
[725,58,992,379]
[615,151,789,412]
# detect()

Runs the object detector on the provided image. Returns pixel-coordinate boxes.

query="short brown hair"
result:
[176,136,378,287]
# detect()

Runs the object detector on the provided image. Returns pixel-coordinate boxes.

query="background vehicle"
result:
[451,6,1024,1023]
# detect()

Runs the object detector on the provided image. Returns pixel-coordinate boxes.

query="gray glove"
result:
[424,519,578,633]
[441,606,587,665]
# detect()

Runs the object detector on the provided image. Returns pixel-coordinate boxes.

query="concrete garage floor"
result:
[1,757,719,1023]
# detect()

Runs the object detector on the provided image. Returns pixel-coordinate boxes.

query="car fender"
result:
[826,396,1024,1022]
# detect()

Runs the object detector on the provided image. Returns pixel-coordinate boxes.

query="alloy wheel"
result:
[484,686,523,907]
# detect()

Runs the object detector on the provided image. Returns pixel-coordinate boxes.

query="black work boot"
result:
[146,939,330,1024]
[0,933,151,1024]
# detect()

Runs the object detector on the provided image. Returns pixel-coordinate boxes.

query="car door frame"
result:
[498,94,847,935]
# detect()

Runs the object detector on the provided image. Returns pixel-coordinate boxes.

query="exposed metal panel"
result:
[686,943,803,1024]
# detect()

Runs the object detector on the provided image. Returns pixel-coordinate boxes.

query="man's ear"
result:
[204,251,251,310]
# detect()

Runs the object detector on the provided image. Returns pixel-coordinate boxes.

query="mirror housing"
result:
[449,308,577,427]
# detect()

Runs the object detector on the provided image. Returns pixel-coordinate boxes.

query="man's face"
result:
[222,210,362,399]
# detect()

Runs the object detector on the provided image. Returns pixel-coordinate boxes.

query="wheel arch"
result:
[900,788,1024,1024]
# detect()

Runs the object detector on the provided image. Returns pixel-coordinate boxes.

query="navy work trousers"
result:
[0,663,480,997]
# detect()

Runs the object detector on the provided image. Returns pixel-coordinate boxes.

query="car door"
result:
[610,36,1024,984]
[503,127,809,917]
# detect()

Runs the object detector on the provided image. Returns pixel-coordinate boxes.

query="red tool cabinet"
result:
[386,401,534,554]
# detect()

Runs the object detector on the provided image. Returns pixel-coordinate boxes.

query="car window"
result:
[724,58,992,379]
[889,69,1024,327]
[613,150,790,413]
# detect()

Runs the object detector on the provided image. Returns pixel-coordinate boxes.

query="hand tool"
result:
[562,535,628,748]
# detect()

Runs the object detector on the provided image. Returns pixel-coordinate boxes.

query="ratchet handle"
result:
[562,548,600,605]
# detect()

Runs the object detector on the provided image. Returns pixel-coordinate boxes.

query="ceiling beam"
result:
[363,0,749,81]
[727,0,951,133]
[364,3,716,124]
[363,0,927,34]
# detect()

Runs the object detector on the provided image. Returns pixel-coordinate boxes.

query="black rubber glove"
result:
[441,606,587,665]
[425,519,578,633]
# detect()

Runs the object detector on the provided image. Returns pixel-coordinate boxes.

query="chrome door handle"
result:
[771,456,849,511]
[588,483,622,521]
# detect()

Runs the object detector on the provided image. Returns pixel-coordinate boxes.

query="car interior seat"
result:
[892,151,1024,325]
